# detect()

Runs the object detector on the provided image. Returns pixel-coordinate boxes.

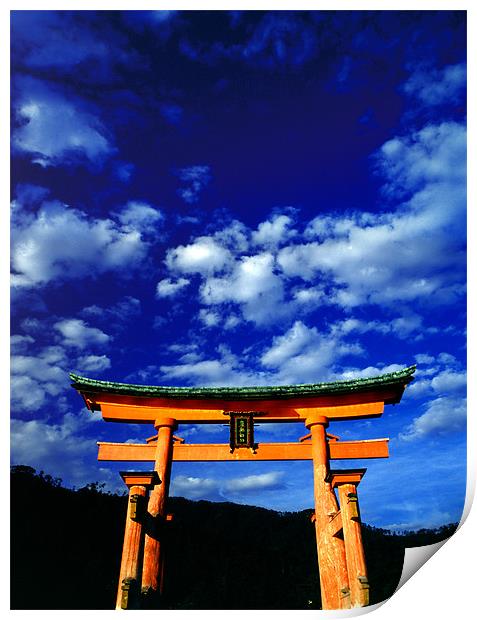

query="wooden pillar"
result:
[116,472,158,610]
[306,414,351,610]
[141,417,176,601]
[331,471,369,607]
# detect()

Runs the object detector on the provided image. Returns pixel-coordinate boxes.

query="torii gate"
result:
[70,365,415,610]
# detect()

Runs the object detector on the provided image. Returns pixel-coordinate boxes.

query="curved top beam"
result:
[70,365,415,402]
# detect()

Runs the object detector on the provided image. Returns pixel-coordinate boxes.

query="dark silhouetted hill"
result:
[10,466,457,610]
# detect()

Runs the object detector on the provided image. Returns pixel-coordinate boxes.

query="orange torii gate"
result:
[70,365,415,610]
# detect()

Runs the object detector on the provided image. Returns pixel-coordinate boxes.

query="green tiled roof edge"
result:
[69,365,416,400]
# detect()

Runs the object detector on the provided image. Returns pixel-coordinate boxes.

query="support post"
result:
[116,472,157,610]
[141,417,176,603]
[306,414,351,610]
[331,471,369,607]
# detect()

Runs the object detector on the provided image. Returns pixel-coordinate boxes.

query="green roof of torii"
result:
[69,365,416,401]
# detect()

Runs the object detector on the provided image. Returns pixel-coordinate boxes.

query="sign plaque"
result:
[225,411,263,452]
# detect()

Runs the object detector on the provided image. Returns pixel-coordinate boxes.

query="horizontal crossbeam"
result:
[97,400,385,424]
[97,438,389,462]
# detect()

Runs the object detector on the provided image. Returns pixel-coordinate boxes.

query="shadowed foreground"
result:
[10,466,457,610]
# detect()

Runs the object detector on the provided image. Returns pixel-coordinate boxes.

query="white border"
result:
[3,3,474,617]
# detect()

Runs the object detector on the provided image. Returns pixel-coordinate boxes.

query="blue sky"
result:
[10,10,467,530]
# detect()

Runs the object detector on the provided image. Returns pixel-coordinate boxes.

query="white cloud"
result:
[331,315,423,340]
[10,416,101,487]
[176,214,201,225]
[13,183,50,208]
[11,354,66,387]
[304,212,377,241]
[13,77,115,167]
[160,320,370,388]
[170,475,220,499]
[213,220,250,253]
[11,375,50,412]
[414,366,440,377]
[261,320,313,368]
[76,354,111,373]
[176,165,211,204]
[11,200,147,287]
[112,296,142,319]
[198,309,221,327]
[156,277,190,298]
[10,325,112,413]
[10,334,35,354]
[252,214,296,247]
[292,287,325,306]
[12,11,134,74]
[277,121,466,309]
[178,424,226,439]
[178,352,202,364]
[261,321,363,383]
[224,471,285,493]
[380,121,465,196]
[166,236,232,275]
[182,11,318,68]
[170,471,286,500]
[406,358,466,400]
[437,352,458,366]
[389,316,424,338]
[81,296,141,324]
[253,422,301,439]
[336,364,406,381]
[11,344,70,413]
[160,359,249,386]
[380,509,454,532]
[201,252,286,325]
[168,343,198,354]
[403,62,466,106]
[224,314,241,329]
[415,353,435,365]
[155,88,465,333]
[430,370,466,393]
[38,346,66,365]
[115,201,164,235]
[160,345,269,387]
[405,378,432,398]
[400,396,466,441]
[54,319,110,349]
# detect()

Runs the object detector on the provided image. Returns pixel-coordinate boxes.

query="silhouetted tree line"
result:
[10,465,458,610]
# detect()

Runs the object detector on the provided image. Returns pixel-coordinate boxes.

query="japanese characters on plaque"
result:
[226,411,264,451]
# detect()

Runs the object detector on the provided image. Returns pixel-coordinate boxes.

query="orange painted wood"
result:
[115,484,147,610]
[328,510,343,538]
[120,472,158,488]
[294,402,384,419]
[97,438,389,462]
[308,421,351,610]
[84,385,401,412]
[97,399,384,423]
[330,440,388,460]
[328,470,366,488]
[337,483,369,608]
[141,422,175,598]
[76,374,408,608]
